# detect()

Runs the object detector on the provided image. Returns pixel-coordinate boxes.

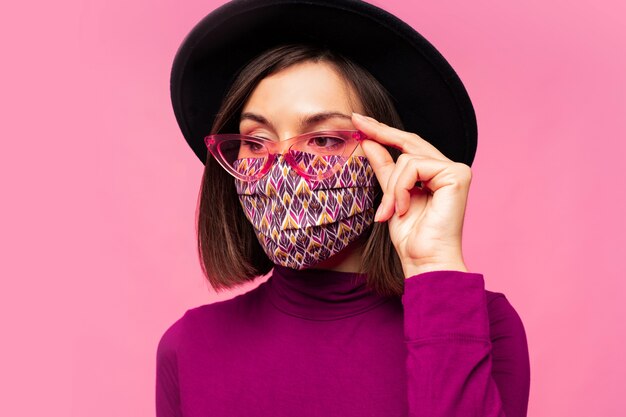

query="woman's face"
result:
[239,60,366,157]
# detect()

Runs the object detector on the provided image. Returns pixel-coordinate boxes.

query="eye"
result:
[241,140,265,153]
[307,136,343,148]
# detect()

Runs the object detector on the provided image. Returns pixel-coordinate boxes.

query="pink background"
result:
[2,0,625,415]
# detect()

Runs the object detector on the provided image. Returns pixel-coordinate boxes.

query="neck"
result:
[266,263,394,321]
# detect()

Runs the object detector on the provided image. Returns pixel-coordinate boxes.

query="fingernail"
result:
[374,205,382,222]
[352,112,367,121]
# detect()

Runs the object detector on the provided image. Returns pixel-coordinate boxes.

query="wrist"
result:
[400,256,468,278]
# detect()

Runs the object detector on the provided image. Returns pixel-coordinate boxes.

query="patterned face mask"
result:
[234,153,378,270]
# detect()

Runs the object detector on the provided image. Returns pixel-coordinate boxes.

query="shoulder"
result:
[157,281,269,353]
[483,290,531,412]
[484,290,527,332]
[186,280,269,324]
[156,309,188,361]
[484,289,530,355]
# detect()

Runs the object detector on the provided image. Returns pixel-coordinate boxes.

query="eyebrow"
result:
[239,111,352,131]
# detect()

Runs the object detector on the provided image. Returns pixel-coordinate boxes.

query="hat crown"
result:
[171,0,477,166]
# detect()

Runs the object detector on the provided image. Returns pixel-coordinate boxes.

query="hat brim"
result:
[170,0,477,166]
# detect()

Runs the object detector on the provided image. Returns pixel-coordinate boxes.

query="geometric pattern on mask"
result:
[233,154,378,269]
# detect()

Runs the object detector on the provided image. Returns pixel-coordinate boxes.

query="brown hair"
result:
[197,43,405,296]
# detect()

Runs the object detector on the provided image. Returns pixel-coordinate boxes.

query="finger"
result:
[351,112,449,161]
[399,158,472,196]
[376,153,414,221]
[393,156,430,217]
[359,138,396,194]
[383,158,472,221]
[392,155,429,217]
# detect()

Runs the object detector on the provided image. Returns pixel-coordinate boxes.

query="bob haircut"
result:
[197,43,406,297]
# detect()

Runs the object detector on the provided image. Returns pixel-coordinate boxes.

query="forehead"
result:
[241,61,361,114]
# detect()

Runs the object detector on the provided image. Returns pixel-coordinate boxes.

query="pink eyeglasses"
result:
[204,130,367,182]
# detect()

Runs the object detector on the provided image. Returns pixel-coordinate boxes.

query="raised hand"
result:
[352,112,472,278]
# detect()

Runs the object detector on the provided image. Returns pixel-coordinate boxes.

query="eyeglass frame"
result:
[204,129,367,182]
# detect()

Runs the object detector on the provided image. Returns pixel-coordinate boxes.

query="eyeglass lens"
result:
[222,134,349,179]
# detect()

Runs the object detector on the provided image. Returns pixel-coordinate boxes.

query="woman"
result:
[157,1,530,416]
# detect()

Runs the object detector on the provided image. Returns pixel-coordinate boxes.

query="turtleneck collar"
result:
[266,265,394,321]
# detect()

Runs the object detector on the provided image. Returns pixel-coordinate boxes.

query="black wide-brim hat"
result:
[170,0,478,166]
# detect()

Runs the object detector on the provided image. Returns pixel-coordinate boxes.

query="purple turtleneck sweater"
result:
[156,267,530,416]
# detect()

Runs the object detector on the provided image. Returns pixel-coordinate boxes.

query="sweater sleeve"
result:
[401,271,530,417]
[155,314,185,417]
